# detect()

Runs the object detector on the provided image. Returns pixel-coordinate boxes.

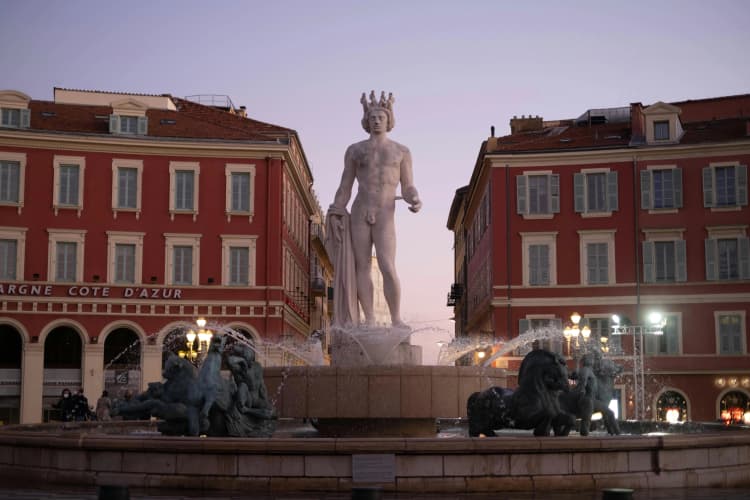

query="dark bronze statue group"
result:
[113,334,277,437]
[467,349,622,437]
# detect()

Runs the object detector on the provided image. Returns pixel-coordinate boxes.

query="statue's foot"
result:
[391,320,410,330]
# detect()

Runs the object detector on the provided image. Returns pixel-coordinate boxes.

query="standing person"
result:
[72,388,91,421]
[327,91,421,328]
[53,388,75,422]
[96,390,112,421]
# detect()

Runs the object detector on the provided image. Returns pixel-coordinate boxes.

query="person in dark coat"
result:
[71,388,91,421]
[53,388,75,422]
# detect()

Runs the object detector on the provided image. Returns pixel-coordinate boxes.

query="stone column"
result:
[141,344,163,391]
[20,342,43,424]
[82,343,104,403]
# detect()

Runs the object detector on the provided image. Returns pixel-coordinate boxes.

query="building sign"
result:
[0,283,182,300]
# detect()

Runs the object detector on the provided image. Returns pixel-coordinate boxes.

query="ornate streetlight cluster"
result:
[563,312,591,356]
[178,317,213,363]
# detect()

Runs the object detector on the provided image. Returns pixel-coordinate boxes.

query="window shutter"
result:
[675,240,687,282]
[666,328,679,354]
[673,168,683,208]
[540,245,550,284]
[109,114,120,134]
[705,239,717,281]
[738,237,750,279]
[736,164,748,206]
[70,166,80,205]
[645,333,658,355]
[19,109,30,129]
[519,319,530,335]
[702,167,713,207]
[574,173,585,213]
[137,116,148,135]
[516,175,527,214]
[640,170,651,209]
[550,174,560,213]
[642,241,655,283]
[606,171,618,211]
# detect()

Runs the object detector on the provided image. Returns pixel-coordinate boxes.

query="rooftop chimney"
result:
[237,105,247,118]
[510,115,543,134]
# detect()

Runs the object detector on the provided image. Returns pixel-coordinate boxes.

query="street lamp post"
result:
[563,313,591,358]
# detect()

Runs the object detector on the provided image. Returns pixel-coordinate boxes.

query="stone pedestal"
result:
[329,326,422,367]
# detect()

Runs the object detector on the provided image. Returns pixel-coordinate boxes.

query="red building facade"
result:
[0,88,319,423]
[449,94,750,423]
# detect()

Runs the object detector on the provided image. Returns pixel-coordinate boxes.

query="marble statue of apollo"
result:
[326,91,421,329]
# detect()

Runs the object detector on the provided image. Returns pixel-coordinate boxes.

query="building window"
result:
[106,231,144,285]
[645,313,680,355]
[643,238,687,283]
[579,230,616,285]
[516,172,559,218]
[653,120,670,141]
[715,312,745,355]
[169,162,200,221]
[47,229,86,283]
[53,155,85,216]
[0,108,29,129]
[521,232,557,287]
[109,115,148,135]
[641,167,682,210]
[164,233,201,286]
[703,163,748,209]
[705,236,750,281]
[221,235,257,286]
[574,170,618,215]
[0,227,26,281]
[225,164,256,222]
[0,152,26,213]
[519,317,563,355]
[582,316,622,354]
[111,159,143,219]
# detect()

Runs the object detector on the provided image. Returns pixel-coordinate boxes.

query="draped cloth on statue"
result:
[325,206,359,328]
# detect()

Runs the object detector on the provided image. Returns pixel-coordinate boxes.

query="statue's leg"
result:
[350,220,375,325]
[372,216,402,326]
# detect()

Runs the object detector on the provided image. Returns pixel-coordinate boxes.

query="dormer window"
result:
[643,101,683,145]
[653,120,670,141]
[109,97,149,136]
[0,90,31,129]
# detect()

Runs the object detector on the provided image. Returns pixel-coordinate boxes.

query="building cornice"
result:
[485,140,750,168]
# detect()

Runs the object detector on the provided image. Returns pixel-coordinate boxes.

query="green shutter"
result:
[642,241,655,283]
[137,116,148,135]
[673,168,683,208]
[109,114,120,134]
[606,171,618,211]
[550,174,560,213]
[19,109,30,128]
[516,175,527,214]
[739,237,750,279]
[737,164,747,206]
[574,173,585,213]
[705,239,717,281]
[702,167,713,207]
[640,170,651,209]
[675,240,687,282]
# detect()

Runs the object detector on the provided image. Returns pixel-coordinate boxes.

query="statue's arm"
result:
[331,145,357,210]
[399,147,421,213]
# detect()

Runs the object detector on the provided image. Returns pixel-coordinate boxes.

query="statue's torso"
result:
[349,138,406,204]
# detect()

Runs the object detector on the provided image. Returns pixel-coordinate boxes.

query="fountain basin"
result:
[264,365,507,437]
[0,421,748,494]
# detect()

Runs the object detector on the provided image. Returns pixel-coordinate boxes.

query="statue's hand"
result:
[408,197,422,213]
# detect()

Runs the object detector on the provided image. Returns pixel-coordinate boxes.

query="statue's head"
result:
[360,90,395,133]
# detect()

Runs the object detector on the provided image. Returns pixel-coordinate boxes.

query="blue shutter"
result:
[516,175,527,214]
[137,116,148,135]
[109,114,120,134]
[519,319,530,336]
[739,237,750,279]
[736,164,747,206]
[640,170,651,209]
[606,171,618,211]
[702,167,713,207]
[675,240,687,282]
[673,168,683,208]
[574,173,585,213]
[642,241,655,283]
[705,239,717,281]
[550,174,560,213]
[19,109,30,128]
